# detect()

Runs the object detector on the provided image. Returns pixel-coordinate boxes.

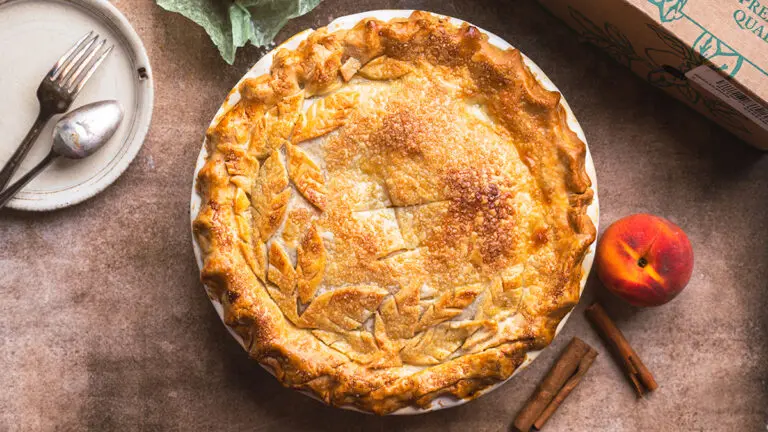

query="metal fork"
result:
[0,32,113,192]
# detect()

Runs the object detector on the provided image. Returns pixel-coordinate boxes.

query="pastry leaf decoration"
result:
[292,91,359,144]
[300,285,389,332]
[286,143,327,210]
[296,223,326,303]
[358,56,413,80]
[251,150,290,241]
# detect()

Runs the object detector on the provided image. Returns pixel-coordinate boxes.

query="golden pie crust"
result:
[194,11,596,414]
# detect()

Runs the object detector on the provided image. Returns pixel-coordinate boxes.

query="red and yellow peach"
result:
[596,214,694,307]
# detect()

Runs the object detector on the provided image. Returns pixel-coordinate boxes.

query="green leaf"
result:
[156,0,322,65]
[230,3,256,49]
[157,0,236,64]
[238,0,322,47]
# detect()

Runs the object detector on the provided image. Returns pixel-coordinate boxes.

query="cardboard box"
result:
[538,0,768,150]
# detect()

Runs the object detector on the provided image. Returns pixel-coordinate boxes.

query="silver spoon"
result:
[0,100,123,209]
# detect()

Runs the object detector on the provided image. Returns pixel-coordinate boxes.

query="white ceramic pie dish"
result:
[190,10,599,414]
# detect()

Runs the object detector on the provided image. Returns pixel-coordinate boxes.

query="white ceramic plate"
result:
[0,0,153,211]
[190,10,599,414]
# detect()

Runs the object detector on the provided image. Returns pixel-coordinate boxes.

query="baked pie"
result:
[194,11,596,414]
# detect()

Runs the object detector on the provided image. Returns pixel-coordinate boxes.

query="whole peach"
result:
[596,214,694,307]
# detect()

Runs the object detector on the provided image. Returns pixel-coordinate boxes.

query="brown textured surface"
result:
[0,0,766,429]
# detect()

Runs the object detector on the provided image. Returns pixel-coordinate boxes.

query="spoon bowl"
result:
[53,100,123,159]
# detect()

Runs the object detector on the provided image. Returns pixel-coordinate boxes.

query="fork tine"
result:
[63,39,106,89]
[49,31,93,80]
[69,45,114,96]
[57,34,99,84]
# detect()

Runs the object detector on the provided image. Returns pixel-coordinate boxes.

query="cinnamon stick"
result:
[585,303,658,396]
[512,337,598,432]
[532,347,598,430]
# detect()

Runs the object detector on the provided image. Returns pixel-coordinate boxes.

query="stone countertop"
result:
[1,0,766,430]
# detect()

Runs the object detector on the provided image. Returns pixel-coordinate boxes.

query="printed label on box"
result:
[686,65,768,132]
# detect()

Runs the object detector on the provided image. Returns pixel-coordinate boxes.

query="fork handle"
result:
[0,110,53,193]
[0,151,58,209]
